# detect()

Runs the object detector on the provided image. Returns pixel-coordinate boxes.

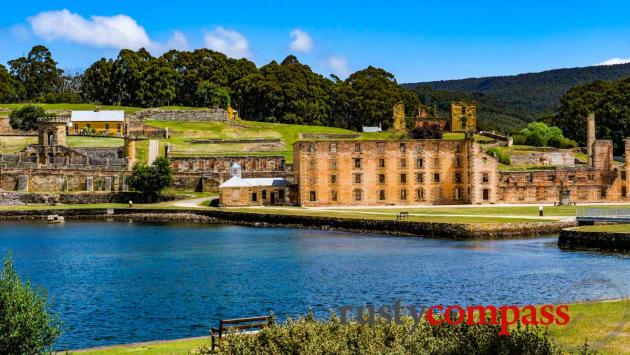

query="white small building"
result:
[362,124,382,133]
[219,163,294,206]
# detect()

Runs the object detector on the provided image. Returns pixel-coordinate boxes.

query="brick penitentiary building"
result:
[291,114,630,207]
[293,137,498,207]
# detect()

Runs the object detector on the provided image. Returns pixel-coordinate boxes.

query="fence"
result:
[577,208,630,221]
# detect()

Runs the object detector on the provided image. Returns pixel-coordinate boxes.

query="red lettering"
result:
[445,305,465,325]
[466,305,498,325]
[499,305,520,336]
[426,305,444,325]
[555,305,570,326]
[520,305,538,325]
[540,305,554,325]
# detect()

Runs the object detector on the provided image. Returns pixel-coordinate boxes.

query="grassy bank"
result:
[571,224,630,233]
[68,299,630,354]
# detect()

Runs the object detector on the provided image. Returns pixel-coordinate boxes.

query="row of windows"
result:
[308,188,466,202]
[316,157,464,170]
[308,142,463,154]
[325,172,464,184]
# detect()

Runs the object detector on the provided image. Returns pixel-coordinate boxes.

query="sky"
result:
[2,0,630,83]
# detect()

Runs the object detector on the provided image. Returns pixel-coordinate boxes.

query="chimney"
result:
[587,113,596,167]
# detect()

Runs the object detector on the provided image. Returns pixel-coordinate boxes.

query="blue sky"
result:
[2,0,630,82]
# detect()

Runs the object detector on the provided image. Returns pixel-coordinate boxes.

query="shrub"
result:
[204,313,562,355]
[486,147,511,165]
[513,122,571,148]
[410,124,443,139]
[560,138,577,149]
[127,157,173,202]
[9,105,47,131]
[0,254,61,354]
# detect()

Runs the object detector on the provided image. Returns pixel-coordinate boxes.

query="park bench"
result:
[211,315,272,350]
[396,212,409,220]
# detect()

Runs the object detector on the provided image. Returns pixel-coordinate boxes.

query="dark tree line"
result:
[0,45,419,131]
[551,78,630,155]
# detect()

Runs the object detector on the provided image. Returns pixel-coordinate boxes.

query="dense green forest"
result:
[4,45,630,137]
[0,45,418,131]
[406,63,630,133]
[551,77,630,155]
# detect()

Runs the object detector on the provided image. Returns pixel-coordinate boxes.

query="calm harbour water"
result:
[0,220,628,350]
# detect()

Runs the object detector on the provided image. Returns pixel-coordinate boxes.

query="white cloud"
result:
[289,29,313,53]
[597,58,630,66]
[27,9,188,54]
[204,27,251,59]
[149,31,189,53]
[29,9,151,49]
[326,55,351,77]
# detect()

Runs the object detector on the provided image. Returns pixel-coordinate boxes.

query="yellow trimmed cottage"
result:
[70,110,125,135]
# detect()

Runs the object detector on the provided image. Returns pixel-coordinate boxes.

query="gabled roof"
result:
[71,111,125,122]
[219,176,290,188]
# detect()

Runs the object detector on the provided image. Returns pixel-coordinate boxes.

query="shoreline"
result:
[0,207,575,239]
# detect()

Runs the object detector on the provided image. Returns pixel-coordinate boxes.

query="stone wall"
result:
[0,207,575,239]
[0,117,11,133]
[510,150,575,167]
[131,108,228,122]
[559,228,630,250]
[0,168,125,192]
[0,191,181,205]
[171,156,287,173]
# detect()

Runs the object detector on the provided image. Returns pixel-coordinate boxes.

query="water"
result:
[0,221,628,350]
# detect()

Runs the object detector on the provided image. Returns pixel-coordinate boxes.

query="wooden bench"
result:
[396,212,409,220]
[211,315,272,350]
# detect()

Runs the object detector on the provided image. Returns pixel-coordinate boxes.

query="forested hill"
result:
[405,63,630,131]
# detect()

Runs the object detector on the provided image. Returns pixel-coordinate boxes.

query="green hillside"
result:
[405,62,630,133]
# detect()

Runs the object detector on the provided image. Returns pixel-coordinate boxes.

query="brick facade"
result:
[293,139,497,207]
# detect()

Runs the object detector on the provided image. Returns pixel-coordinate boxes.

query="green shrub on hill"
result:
[486,147,511,165]
[512,122,575,149]
[9,105,48,131]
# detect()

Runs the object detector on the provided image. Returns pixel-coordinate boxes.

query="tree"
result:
[195,81,230,108]
[81,58,114,104]
[127,157,173,202]
[8,45,63,100]
[0,64,23,102]
[341,66,419,130]
[552,78,630,155]
[233,56,332,125]
[512,122,573,148]
[9,105,47,131]
[0,254,62,354]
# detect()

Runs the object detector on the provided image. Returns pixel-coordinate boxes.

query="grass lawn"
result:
[146,120,396,162]
[68,299,630,354]
[69,337,209,355]
[571,224,630,233]
[219,206,546,224]
[67,137,124,148]
[547,299,630,354]
[0,136,37,153]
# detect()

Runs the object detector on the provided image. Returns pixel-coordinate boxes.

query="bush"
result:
[513,122,571,148]
[9,105,47,131]
[486,147,511,165]
[205,313,562,355]
[410,124,443,139]
[0,254,61,354]
[560,138,577,149]
[127,157,173,202]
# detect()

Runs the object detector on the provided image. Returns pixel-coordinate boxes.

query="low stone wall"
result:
[0,192,182,205]
[299,133,360,140]
[0,207,574,239]
[558,228,630,250]
[132,109,228,122]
